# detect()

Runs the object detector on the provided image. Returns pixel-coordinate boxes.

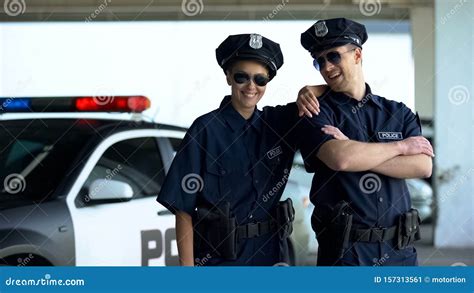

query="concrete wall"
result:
[411,7,434,119]
[434,0,473,248]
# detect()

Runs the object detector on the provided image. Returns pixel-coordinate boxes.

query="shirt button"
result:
[255,180,259,184]
[249,214,253,219]
[378,197,383,203]
[220,170,226,175]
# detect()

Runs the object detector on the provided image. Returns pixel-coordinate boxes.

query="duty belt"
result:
[350,225,397,242]
[236,220,276,240]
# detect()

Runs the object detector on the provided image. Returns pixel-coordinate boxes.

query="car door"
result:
[66,129,182,266]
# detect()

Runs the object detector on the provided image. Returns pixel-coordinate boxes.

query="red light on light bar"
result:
[75,96,150,112]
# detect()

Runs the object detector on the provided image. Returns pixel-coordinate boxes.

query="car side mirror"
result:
[87,179,134,202]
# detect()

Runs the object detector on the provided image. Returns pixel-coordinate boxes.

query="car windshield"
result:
[0,119,93,205]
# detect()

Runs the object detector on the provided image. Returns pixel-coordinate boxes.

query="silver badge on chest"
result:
[249,34,263,49]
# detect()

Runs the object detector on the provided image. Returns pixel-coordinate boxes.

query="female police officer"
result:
[157,33,324,266]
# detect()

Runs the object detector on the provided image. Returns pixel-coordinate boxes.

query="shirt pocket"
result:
[203,158,232,201]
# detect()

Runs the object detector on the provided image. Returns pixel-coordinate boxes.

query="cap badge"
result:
[249,34,263,49]
[314,21,328,37]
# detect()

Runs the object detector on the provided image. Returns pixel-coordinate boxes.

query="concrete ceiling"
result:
[1,0,433,22]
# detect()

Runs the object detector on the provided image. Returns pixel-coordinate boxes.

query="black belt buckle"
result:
[370,228,385,242]
[246,222,260,238]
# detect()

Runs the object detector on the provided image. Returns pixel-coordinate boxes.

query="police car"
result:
[0,96,313,266]
[0,96,186,266]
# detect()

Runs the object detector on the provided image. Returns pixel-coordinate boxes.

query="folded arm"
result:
[319,125,434,177]
[317,139,403,172]
[371,154,432,179]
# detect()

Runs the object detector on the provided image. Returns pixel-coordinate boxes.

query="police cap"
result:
[301,18,368,56]
[216,33,283,79]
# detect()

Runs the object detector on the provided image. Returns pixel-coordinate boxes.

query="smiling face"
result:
[316,44,363,94]
[226,60,269,118]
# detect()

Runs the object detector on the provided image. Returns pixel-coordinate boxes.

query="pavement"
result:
[416,224,474,266]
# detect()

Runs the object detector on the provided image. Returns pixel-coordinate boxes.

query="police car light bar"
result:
[0,96,150,113]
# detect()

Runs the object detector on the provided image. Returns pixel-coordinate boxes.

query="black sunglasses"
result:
[313,48,356,71]
[233,72,270,87]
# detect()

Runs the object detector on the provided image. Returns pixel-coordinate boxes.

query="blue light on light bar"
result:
[0,98,32,112]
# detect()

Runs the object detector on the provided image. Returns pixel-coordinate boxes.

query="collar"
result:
[219,96,262,133]
[329,83,383,110]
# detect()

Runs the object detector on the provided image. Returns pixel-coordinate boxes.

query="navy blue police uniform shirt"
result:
[299,84,422,234]
[157,96,299,265]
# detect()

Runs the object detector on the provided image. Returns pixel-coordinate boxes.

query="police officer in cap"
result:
[296,18,434,266]
[157,33,325,266]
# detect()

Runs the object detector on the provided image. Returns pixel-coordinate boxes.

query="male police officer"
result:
[298,18,434,266]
